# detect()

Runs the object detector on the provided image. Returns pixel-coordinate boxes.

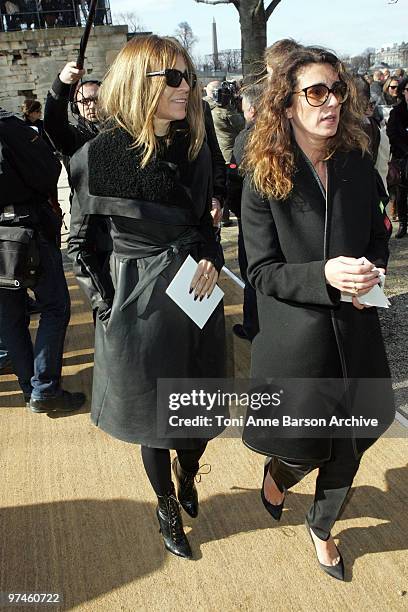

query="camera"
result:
[212,81,239,108]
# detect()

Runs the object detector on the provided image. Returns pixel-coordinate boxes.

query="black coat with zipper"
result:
[241,148,394,462]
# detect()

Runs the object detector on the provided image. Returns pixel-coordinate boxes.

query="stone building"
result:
[0,25,127,114]
[374,42,408,69]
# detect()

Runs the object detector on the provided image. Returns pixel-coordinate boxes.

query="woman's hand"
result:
[190,260,219,300]
[325,256,380,295]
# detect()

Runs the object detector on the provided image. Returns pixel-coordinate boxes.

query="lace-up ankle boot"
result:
[156,486,192,559]
[172,457,199,518]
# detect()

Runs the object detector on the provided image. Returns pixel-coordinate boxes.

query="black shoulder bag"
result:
[0,206,41,289]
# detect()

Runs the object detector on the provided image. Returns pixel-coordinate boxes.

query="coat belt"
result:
[114,232,201,316]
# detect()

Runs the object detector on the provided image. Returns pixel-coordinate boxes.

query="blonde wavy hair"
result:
[244,47,369,200]
[98,35,205,167]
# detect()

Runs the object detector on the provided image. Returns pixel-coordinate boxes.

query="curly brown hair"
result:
[244,47,369,200]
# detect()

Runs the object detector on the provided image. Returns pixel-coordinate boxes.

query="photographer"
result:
[0,107,85,412]
[205,80,244,225]
[205,80,245,164]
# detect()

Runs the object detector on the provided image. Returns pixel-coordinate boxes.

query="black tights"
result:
[396,183,407,224]
[141,444,207,496]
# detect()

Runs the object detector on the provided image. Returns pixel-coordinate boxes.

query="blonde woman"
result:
[242,47,394,580]
[383,76,400,106]
[69,35,226,559]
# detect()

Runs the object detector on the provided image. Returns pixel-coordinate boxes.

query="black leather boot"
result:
[172,457,199,518]
[395,222,407,239]
[156,486,192,559]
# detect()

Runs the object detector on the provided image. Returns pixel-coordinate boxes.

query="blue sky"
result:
[110,0,408,60]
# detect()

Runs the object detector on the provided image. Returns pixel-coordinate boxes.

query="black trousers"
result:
[141,444,207,496]
[396,183,407,224]
[237,220,259,340]
[269,438,360,540]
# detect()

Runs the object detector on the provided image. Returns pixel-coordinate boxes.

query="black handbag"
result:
[0,225,41,289]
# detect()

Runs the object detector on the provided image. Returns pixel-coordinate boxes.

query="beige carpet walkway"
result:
[0,269,407,612]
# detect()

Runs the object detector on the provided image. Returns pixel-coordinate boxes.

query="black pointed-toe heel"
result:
[305,519,345,581]
[260,457,285,521]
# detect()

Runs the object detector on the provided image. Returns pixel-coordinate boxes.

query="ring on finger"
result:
[203,273,210,280]
[353,282,358,292]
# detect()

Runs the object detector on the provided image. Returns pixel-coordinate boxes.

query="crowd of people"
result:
[0,0,108,31]
[0,34,399,580]
[333,66,408,238]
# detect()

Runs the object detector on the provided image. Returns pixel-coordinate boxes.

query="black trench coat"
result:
[69,128,226,449]
[241,148,395,462]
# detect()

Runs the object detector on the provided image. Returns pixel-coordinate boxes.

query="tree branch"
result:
[265,0,283,20]
[194,0,240,10]
[194,0,232,5]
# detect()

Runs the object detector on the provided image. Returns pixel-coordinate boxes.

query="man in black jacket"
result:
[44,61,100,158]
[44,62,114,320]
[0,108,85,411]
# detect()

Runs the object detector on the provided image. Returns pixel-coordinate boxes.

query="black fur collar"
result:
[88,126,195,209]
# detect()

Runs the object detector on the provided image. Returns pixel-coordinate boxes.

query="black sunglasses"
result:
[146,68,197,90]
[293,81,348,107]
[389,85,398,90]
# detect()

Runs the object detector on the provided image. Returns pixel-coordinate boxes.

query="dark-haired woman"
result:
[387,77,408,238]
[242,47,394,580]
[22,99,54,150]
[69,35,226,560]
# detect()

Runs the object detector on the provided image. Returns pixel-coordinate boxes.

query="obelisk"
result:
[212,17,219,70]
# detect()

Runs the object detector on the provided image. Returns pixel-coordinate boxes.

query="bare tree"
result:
[113,11,145,33]
[193,0,284,76]
[349,55,370,74]
[218,49,242,72]
[346,48,377,74]
[175,22,199,54]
